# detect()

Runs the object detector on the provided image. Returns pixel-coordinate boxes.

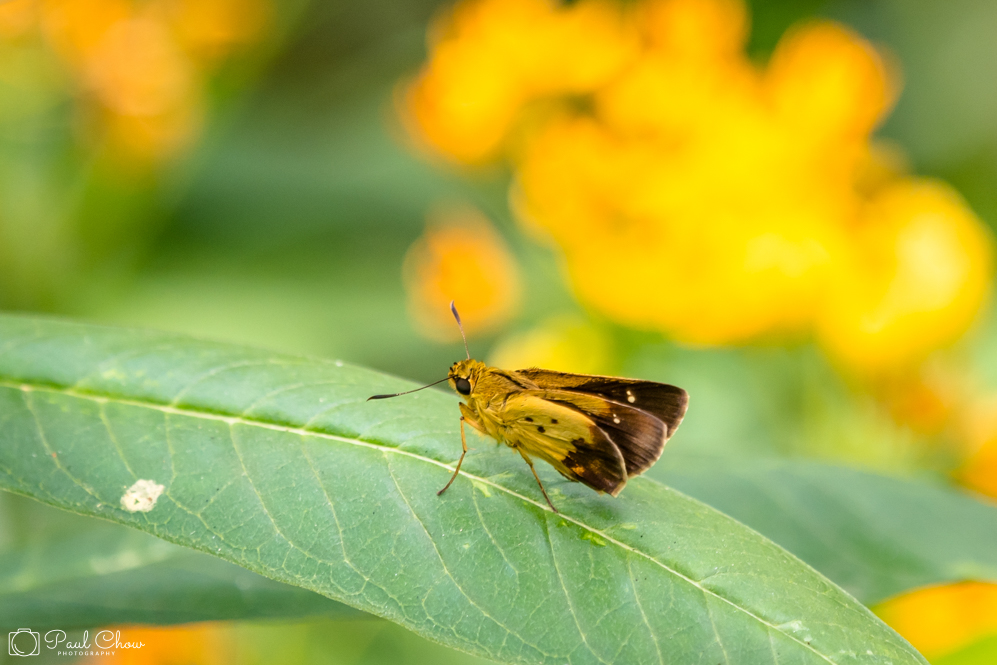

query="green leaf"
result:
[657,457,997,605]
[0,314,926,665]
[0,517,359,630]
[5,457,994,632]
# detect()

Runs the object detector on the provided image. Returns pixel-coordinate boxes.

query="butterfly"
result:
[370,303,688,512]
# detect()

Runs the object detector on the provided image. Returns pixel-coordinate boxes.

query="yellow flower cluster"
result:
[0,0,268,167]
[404,0,992,374]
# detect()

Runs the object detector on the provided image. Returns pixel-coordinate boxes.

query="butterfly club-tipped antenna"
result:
[451,300,470,360]
[367,377,449,401]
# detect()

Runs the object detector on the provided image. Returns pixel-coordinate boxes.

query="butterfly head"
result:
[448,359,486,398]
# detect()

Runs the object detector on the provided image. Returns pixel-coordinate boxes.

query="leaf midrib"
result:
[0,378,840,664]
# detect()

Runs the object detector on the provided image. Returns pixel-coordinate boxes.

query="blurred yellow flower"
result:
[402,0,638,164]
[818,180,992,374]
[403,205,520,342]
[874,582,997,661]
[516,113,846,345]
[489,315,613,374]
[403,0,993,374]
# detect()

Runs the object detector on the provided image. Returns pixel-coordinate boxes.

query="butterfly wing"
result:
[515,369,688,477]
[492,391,628,496]
[516,368,688,436]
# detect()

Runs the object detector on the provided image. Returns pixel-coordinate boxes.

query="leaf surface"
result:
[4,456,994,630]
[0,315,926,665]
[658,457,997,604]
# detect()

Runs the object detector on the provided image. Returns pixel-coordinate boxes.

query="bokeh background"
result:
[1,0,997,662]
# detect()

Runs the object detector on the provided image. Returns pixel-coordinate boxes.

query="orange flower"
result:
[959,397,997,499]
[875,582,997,660]
[77,13,201,163]
[81,623,232,665]
[83,16,193,118]
[962,439,997,499]
[876,361,962,436]
[38,0,268,166]
[164,0,270,63]
[0,0,38,40]
[40,0,132,64]
[403,205,520,342]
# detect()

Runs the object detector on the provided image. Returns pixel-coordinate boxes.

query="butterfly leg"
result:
[516,448,559,513]
[437,416,468,496]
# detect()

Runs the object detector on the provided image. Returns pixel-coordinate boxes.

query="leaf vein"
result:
[384,453,535,658]
[541,517,610,665]
[169,360,310,406]
[627,556,664,665]
[98,400,139,480]
[21,388,104,504]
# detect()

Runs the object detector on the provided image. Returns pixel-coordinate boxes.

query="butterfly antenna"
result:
[450,300,470,360]
[367,377,449,401]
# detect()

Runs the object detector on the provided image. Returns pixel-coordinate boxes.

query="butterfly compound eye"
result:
[455,377,471,395]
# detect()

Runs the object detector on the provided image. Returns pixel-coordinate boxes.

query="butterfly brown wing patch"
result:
[517,368,689,436]
[527,390,667,478]
[490,392,628,495]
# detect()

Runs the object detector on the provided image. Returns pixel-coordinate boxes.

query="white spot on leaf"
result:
[121,479,165,513]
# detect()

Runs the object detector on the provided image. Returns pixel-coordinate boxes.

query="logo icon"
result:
[8,629,40,656]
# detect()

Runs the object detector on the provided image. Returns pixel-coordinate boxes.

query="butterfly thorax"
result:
[448,359,537,441]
